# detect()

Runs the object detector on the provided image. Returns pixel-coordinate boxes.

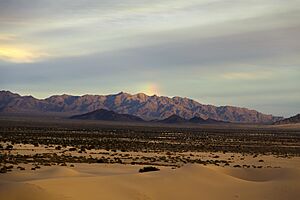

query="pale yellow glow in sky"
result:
[140,83,160,95]
[0,46,43,63]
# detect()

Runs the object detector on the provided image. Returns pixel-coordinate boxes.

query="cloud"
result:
[0,46,46,63]
[1,0,300,62]
[221,71,272,80]
[0,0,300,117]
[0,34,16,41]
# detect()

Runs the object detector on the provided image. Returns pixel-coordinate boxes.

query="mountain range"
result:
[70,109,145,122]
[71,109,227,124]
[274,114,300,125]
[0,90,282,123]
[157,114,227,124]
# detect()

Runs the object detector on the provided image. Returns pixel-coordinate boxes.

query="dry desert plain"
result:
[0,116,300,200]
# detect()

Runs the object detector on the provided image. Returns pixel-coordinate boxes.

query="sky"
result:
[0,0,299,117]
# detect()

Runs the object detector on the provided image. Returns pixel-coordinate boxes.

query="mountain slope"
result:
[0,90,282,123]
[274,114,300,125]
[158,114,188,124]
[158,115,227,124]
[189,116,226,124]
[189,116,207,123]
[70,109,144,122]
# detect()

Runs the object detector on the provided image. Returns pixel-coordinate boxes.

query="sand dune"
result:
[0,182,58,200]
[214,166,300,182]
[1,164,299,200]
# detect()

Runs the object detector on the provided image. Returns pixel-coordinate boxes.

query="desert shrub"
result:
[80,147,86,151]
[6,145,13,150]
[55,146,62,150]
[7,165,13,169]
[17,166,25,170]
[139,166,160,173]
[96,158,106,163]
[0,166,7,173]
[69,147,76,151]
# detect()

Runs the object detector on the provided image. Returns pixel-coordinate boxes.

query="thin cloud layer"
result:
[0,0,300,117]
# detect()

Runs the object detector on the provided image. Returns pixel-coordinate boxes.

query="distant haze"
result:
[0,0,299,117]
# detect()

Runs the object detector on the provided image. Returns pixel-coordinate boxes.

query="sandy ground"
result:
[1,162,300,200]
[3,143,300,168]
[1,143,300,200]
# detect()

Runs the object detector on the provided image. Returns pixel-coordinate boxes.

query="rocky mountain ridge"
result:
[0,90,282,123]
[274,114,300,125]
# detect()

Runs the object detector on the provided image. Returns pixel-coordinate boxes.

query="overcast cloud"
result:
[0,0,299,117]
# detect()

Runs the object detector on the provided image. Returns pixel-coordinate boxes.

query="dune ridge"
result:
[1,164,299,200]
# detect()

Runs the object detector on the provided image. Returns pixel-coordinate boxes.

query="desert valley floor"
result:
[0,116,300,200]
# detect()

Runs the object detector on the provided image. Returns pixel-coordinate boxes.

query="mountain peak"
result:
[70,108,144,122]
[0,90,20,97]
[189,116,206,123]
[135,92,147,96]
[159,114,188,124]
[274,114,300,125]
[116,91,130,96]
